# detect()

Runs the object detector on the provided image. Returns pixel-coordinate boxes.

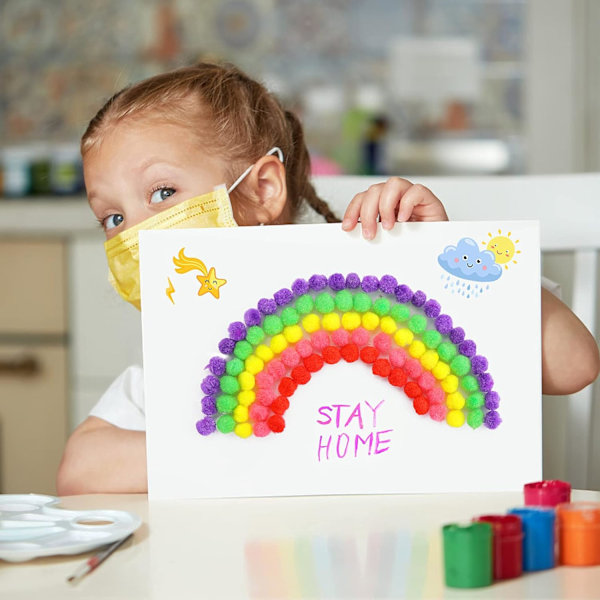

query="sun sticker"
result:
[482,230,521,270]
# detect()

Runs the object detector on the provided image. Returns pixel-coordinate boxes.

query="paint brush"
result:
[67,533,133,583]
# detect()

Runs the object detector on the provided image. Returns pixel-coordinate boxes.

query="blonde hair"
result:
[81,62,339,223]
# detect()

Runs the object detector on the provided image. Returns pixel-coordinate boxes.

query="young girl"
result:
[57,62,599,495]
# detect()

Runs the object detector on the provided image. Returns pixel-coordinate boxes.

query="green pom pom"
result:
[246,326,265,345]
[216,394,237,413]
[233,340,252,360]
[220,375,240,395]
[225,358,244,376]
[281,307,299,326]
[423,329,442,349]
[437,342,457,362]
[335,290,353,312]
[263,315,283,336]
[451,355,471,377]
[467,408,484,429]
[295,294,314,315]
[315,292,335,314]
[390,304,410,323]
[216,415,236,433]
[466,391,485,409]
[408,314,427,334]
[373,297,391,316]
[353,292,372,313]
[461,375,480,392]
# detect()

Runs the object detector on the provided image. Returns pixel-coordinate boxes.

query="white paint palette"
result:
[0,494,142,562]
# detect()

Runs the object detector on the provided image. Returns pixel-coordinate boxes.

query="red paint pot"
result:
[475,514,523,580]
[524,480,571,507]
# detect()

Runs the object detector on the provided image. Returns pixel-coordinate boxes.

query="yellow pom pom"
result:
[420,350,439,370]
[233,405,249,423]
[302,313,321,333]
[244,355,264,375]
[237,390,255,406]
[441,374,459,394]
[394,328,414,347]
[238,371,255,391]
[283,325,303,343]
[341,311,361,331]
[322,312,341,331]
[270,334,288,354]
[446,391,465,410]
[380,316,397,335]
[433,361,451,380]
[255,344,274,362]
[446,409,465,428]
[234,422,253,438]
[361,311,380,331]
[408,340,426,358]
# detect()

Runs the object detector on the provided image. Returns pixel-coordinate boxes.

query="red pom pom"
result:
[304,353,324,373]
[322,346,341,364]
[267,415,286,433]
[340,343,359,362]
[413,395,430,415]
[360,346,379,364]
[372,358,391,378]
[278,377,298,397]
[271,395,290,415]
[388,368,407,387]
[291,365,311,385]
[404,381,422,399]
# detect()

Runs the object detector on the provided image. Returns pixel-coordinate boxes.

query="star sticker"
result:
[196,267,227,299]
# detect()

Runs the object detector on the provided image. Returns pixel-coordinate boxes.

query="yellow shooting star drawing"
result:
[172,248,227,299]
[166,277,176,304]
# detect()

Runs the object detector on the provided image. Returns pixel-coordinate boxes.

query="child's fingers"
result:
[397,183,448,222]
[358,187,383,239]
[376,178,415,229]
[341,193,364,231]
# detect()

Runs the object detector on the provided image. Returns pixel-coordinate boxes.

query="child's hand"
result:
[342,177,449,240]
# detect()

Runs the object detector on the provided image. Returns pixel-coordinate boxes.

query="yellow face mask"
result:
[104,186,237,310]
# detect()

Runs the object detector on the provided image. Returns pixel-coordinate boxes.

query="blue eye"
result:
[105,214,124,230]
[150,187,175,204]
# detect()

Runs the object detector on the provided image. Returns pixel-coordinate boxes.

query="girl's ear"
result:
[244,154,289,225]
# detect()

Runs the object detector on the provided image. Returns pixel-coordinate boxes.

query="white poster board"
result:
[140,221,541,500]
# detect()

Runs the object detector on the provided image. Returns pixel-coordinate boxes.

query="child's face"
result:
[84,120,231,239]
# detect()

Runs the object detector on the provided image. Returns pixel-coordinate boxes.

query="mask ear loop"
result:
[226,146,285,194]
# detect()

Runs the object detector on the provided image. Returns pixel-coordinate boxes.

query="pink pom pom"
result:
[255,371,273,389]
[429,404,447,422]
[373,332,391,353]
[332,328,350,347]
[418,371,436,391]
[296,339,313,358]
[405,358,423,379]
[427,387,445,405]
[311,330,330,350]
[249,403,269,421]
[256,389,275,406]
[351,327,370,346]
[389,348,407,367]
[253,422,271,437]
[280,348,301,368]
[267,359,286,379]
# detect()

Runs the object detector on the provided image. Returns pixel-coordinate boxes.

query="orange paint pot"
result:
[557,502,600,566]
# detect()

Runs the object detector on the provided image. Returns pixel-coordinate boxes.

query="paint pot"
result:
[556,502,600,566]
[508,507,555,571]
[524,480,571,507]
[475,514,523,580]
[442,521,492,588]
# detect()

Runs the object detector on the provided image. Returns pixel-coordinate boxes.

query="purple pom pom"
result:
[201,395,217,415]
[258,298,277,315]
[379,275,398,294]
[471,355,489,375]
[411,290,426,307]
[218,338,236,355]
[449,327,465,345]
[459,339,477,357]
[244,308,262,327]
[478,372,494,392]
[361,275,379,293]
[484,410,502,429]
[435,314,453,335]
[423,299,441,318]
[345,273,361,289]
[274,288,293,306]
[201,375,220,395]
[484,391,500,410]
[328,273,346,291]
[196,417,216,436]
[228,321,247,341]
[395,284,412,303]
[309,274,327,291]
[291,278,309,296]
[208,357,226,376]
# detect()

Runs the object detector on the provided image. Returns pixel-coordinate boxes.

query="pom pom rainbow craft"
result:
[197,273,502,439]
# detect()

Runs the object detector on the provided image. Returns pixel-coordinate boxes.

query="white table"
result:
[2,490,600,599]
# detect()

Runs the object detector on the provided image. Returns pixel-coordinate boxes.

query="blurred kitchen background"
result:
[1,0,599,494]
